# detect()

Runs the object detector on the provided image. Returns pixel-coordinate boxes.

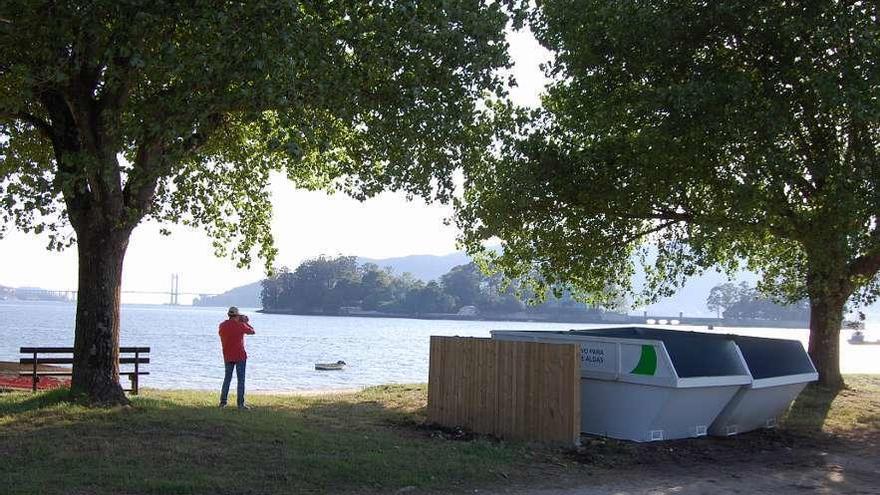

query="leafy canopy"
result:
[1,0,518,267]
[459,1,880,307]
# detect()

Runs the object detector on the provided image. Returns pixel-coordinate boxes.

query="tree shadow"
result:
[785,382,842,435]
[0,388,73,415]
[0,387,517,494]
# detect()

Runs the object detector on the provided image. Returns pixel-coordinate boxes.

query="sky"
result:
[0,29,552,304]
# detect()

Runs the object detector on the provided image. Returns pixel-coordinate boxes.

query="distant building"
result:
[457,305,478,316]
[0,285,13,300]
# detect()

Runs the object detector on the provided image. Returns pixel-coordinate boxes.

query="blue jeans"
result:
[220,360,246,407]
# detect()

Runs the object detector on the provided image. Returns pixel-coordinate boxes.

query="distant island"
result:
[195,250,767,317]
[255,255,811,328]
[192,252,473,309]
[191,251,813,328]
[258,255,632,324]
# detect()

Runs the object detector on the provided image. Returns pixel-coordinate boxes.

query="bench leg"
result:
[32,352,37,392]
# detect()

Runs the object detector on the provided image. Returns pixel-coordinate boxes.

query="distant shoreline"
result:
[256,308,810,329]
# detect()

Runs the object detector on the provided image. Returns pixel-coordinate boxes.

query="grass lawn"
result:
[1,376,878,495]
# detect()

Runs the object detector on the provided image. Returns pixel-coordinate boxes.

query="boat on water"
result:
[848,331,880,345]
[315,360,347,371]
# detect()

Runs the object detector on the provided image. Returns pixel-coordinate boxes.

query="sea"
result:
[1,300,878,392]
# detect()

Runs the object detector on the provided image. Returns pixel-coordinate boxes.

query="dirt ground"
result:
[480,429,880,495]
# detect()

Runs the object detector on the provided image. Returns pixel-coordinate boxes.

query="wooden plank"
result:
[427,336,438,422]
[20,347,73,353]
[120,347,151,353]
[17,371,149,377]
[19,357,149,365]
[120,357,151,364]
[427,336,580,446]
[20,358,74,365]
[21,346,150,353]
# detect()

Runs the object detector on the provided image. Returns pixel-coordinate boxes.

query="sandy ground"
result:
[486,455,879,495]
[476,435,880,495]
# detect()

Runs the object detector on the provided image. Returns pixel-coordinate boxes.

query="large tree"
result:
[458,1,880,387]
[0,1,515,403]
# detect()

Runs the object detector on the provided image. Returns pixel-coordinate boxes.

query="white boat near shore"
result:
[315,360,347,371]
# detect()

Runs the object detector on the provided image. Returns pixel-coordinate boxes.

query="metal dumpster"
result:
[491,327,751,442]
[709,335,818,436]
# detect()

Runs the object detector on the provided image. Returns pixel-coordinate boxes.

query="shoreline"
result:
[256,308,811,329]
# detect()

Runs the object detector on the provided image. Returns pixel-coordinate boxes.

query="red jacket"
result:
[219,319,255,362]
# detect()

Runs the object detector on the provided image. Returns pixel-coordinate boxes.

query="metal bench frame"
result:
[19,346,150,394]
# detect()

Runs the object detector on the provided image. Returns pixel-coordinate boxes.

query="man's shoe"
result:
[238,404,251,410]
[219,403,228,409]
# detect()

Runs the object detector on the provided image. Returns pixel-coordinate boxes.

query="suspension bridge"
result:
[9,274,219,305]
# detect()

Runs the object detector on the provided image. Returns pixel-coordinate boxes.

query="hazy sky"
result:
[0,29,551,303]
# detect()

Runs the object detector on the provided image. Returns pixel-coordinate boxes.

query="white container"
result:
[709,335,817,436]
[491,327,752,442]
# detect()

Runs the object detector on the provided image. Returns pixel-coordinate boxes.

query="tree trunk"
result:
[806,291,846,389]
[70,228,131,405]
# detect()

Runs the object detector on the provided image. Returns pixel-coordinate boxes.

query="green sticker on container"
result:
[630,345,657,375]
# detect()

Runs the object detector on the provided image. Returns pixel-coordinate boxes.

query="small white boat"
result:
[315,360,347,371]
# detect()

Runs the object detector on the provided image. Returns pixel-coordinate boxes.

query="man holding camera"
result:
[218,306,255,409]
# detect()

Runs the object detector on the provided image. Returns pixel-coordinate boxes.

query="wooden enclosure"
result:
[427,336,580,446]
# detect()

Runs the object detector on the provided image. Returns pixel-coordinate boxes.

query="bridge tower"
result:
[170,274,180,305]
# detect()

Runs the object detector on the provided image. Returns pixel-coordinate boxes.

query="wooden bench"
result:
[19,347,150,394]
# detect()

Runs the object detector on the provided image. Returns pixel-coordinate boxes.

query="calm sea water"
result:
[1,301,877,391]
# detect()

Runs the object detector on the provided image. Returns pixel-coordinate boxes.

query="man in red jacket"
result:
[219,306,255,409]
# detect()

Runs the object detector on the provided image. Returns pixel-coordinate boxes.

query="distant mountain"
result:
[193,280,262,308]
[357,252,472,282]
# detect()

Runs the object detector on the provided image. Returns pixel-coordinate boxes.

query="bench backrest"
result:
[20,347,150,365]
[19,346,150,394]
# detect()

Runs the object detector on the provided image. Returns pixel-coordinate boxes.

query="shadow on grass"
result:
[785,383,842,434]
[0,387,74,415]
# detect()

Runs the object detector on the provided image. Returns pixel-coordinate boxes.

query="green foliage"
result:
[261,256,608,318]
[707,282,745,317]
[440,263,485,307]
[459,1,880,310]
[0,0,516,268]
[708,281,809,321]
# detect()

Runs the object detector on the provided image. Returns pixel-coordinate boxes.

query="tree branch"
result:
[0,110,56,142]
[122,113,226,222]
[849,229,880,279]
[37,89,93,229]
[612,219,681,248]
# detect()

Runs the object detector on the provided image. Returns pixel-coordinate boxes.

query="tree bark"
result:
[807,293,845,388]
[70,228,131,405]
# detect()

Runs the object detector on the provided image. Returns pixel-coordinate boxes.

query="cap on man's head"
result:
[227,306,240,317]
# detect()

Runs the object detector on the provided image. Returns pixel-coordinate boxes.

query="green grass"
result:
[0,385,524,495]
[1,376,878,495]
[784,374,880,436]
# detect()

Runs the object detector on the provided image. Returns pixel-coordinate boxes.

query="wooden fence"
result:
[427,336,581,446]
